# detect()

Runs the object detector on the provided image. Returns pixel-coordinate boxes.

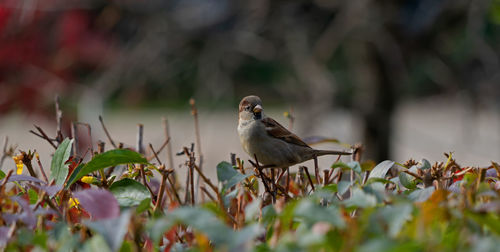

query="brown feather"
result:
[260,117,310,147]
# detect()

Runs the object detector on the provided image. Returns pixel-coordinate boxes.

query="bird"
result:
[237,95,351,168]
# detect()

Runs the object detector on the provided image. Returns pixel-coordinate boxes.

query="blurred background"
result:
[1,0,500,176]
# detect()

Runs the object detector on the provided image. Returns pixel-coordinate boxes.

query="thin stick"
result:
[314,156,320,184]
[0,170,14,190]
[147,138,170,161]
[97,141,105,153]
[136,124,144,154]
[303,166,315,192]
[189,152,195,206]
[193,164,218,193]
[140,164,155,198]
[323,169,330,186]
[149,143,162,165]
[200,186,216,202]
[162,118,175,171]
[98,116,117,148]
[154,165,170,211]
[71,122,78,156]
[190,99,203,201]
[55,95,63,144]
[76,123,93,156]
[21,151,37,178]
[271,167,276,201]
[31,126,57,149]
[0,137,11,169]
[250,155,273,198]
[230,153,236,166]
[168,176,182,205]
[35,152,48,183]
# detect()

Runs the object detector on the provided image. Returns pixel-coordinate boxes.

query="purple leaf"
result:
[32,184,63,198]
[0,226,11,247]
[11,196,36,229]
[486,168,498,178]
[7,175,46,184]
[73,189,120,220]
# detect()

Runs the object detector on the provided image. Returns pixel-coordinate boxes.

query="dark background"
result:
[1,0,500,163]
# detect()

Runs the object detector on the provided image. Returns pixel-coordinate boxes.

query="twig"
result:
[21,151,37,178]
[270,167,276,202]
[149,143,162,165]
[98,115,117,148]
[162,118,175,172]
[137,124,144,154]
[154,165,171,212]
[76,122,93,156]
[97,141,105,153]
[71,122,78,156]
[323,169,330,186]
[200,186,216,202]
[55,95,63,144]
[0,136,14,169]
[314,156,320,184]
[147,138,170,161]
[190,98,203,201]
[0,170,14,191]
[249,155,273,198]
[403,170,422,179]
[31,126,57,149]
[193,163,218,193]
[189,152,195,206]
[34,152,48,183]
[303,166,315,192]
[230,153,236,166]
[168,175,182,205]
[139,164,155,198]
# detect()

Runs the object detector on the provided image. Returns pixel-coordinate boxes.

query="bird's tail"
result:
[314,149,352,157]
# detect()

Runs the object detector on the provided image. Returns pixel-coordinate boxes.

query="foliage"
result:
[1,111,500,252]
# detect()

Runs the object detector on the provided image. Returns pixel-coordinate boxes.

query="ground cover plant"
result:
[1,98,500,251]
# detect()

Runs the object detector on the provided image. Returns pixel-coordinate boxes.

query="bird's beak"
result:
[253,105,263,113]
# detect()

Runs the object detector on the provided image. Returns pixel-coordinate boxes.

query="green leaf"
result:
[65,164,83,189]
[417,159,431,170]
[294,199,345,228]
[466,211,500,235]
[365,177,395,185]
[399,166,419,189]
[216,161,251,191]
[135,198,151,213]
[321,184,338,193]
[376,203,413,237]
[368,160,395,179]
[50,138,74,185]
[82,235,111,252]
[68,149,148,187]
[344,188,377,208]
[109,178,151,208]
[408,187,435,202]
[0,170,6,180]
[28,188,38,204]
[331,161,361,174]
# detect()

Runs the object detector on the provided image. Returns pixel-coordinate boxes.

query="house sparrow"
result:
[238,95,351,168]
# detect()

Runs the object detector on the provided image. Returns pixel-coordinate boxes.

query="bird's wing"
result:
[260,117,309,147]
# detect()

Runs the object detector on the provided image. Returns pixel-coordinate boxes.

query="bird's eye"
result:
[245,106,251,111]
